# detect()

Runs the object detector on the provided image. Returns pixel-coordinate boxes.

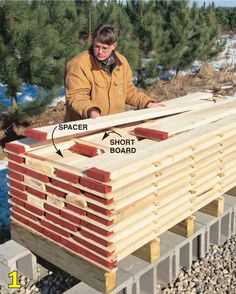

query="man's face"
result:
[93,41,117,61]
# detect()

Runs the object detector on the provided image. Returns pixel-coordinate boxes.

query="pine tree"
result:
[0,0,84,111]
[0,1,29,109]
[185,3,222,65]
[126,0,222,82]
[74,0,99,48]
[126,0,168,85]
[215,7,236,33]
[99,0,140,71]
[126,0,149,54]
[156,1,222,74]
[126,1,176,83]
[139,0,192,76]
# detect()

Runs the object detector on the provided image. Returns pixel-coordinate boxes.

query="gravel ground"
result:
[1,234,236,294]
[0,267,78,294]
[157,234,236,294]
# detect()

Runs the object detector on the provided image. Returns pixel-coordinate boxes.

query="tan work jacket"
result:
[65,50,151,121]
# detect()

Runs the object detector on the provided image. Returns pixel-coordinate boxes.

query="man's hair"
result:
[93,24,118,45]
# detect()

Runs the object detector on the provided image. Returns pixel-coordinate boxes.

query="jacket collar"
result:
[89,46,122,71]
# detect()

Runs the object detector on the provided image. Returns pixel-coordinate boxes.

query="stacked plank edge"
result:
[5,92,236,276]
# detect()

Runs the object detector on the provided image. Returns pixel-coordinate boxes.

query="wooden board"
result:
[24,92,215,141]
[134,98,236,139]
[169,216,195,238]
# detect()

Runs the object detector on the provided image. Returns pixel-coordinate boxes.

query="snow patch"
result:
[0,160,8,170]
[49,95,65,107]
[23,95,34,102]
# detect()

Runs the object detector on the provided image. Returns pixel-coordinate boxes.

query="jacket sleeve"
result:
[65,62,101,118]
[125,61,152,109]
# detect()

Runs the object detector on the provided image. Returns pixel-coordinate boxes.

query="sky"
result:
[189,0,236,7]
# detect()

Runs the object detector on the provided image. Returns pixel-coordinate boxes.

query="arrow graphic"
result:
[102,130,122,140]
[52,126,63,157]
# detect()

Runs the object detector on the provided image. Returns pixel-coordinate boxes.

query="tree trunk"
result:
[0,145,5,160]
[175,67,180,77]
[88,0,92,42]
[11,96,18,110]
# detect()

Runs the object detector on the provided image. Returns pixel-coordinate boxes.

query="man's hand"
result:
[89,110,101,119]
[146,102,166,108]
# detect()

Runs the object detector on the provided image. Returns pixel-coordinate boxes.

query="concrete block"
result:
[192,231,205,260]
[64,283,101,294]
[124,285,133,294]
[195,211,219,252]
[210,221,221,245]
[158,240,173,259]
[118,255,159,294]
[16,253,37,280]
[158,230,185,280]
[155,238,174,285]
[156,254,173,285]
[224,202,236,236]
[110,268,134,294]
[139,267,157,294]
[224,194,236,235]
[118,255,150,277]
[0,240,37,290]
[220,211,232,243]
[159,223,205,280]
[224,194,236,207]
[179,242,191,269]
[195,202,233,252]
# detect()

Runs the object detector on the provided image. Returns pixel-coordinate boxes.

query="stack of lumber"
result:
[6,92,236,273]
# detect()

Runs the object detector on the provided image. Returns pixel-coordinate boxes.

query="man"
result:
[65,24,164,121]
